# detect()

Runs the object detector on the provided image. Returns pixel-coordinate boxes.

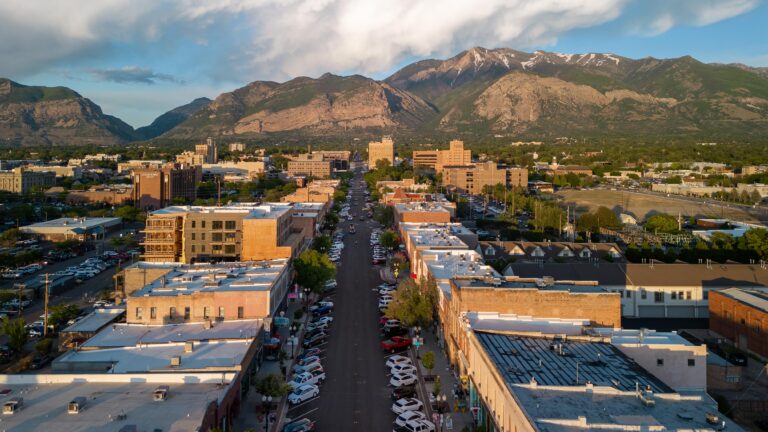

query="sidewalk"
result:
[232,296,311,432]
[413,328,474,432]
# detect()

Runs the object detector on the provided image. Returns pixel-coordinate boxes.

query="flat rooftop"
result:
[0,374,234,432]
[401,222,476,237]
[476,332,671,392]
[63,307,126,333]
[82,319,262,348]
[21,217,121,230]
[426,254,499,281]
[130,260,288,298]
[715,287,768,313]
[395,202,451,213]
[150,203,292,219]
[453,277,608,294]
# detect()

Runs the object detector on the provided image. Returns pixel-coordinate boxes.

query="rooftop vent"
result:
[153,385,169,401]
[203,320,213,330]
[2,397,22,415]
[68,397,86,414]
[170,356,181,367]
[184,341,194,352]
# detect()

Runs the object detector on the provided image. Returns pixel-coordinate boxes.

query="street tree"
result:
[2,318,28,353]
[311,235,332,253]
[644,213,679,233]
[379,230,398,249]
[385,278,437,328]
[294,249,336,293]
[254,373,292,397]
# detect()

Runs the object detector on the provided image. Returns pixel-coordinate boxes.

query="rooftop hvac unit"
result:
[2,397,22,415]
[153,386,169,401]
[68,397,86,414]
[639,389,656,407]
[203,320,213,329]
[184,341,194,352]
[170,356,181,367]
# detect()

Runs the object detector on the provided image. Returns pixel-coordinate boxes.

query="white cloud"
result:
[0,0,759,81]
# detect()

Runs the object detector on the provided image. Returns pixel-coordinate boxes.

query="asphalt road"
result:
[286,169,394,431]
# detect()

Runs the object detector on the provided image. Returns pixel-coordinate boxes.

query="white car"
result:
[386,355,412,369]
[394,410,427,428]
[288,371,326,389]
[392,397,424,415]
[309,301,333,312]
[307,320,330,332]
[379,294,394,302]
[390,363,417,375]
[390,373,417,387]
[396,419,436,432]
[292,356,321,373]
[288,384,319,405]
[312,316,333,326]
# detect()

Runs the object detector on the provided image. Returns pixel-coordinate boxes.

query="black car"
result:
[302,332,327,348]
[304,328,326,340]
[383,326,408,338]
[391,385,417,401]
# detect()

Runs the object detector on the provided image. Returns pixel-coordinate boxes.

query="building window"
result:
[213,220,223,230]
[678,291,684,300]
[184,307,190,320]
[225,220,236,230]
[191,221,196,228]
[671,292,677,300]
[218,307,225,318]
[203,306,210,319]
[686,291,692,300]
[135,307,143,319]
[170,307,176,318]
[201,221,206,228]
[201,233,206,241]
[201,245,206,252]
[213,245,223,253]
[703,290,709,300]
[688,359,695,367]
[741,318,746,325]
[225,244,236,254]
[641,289,647,300]
[150,307,157,319]
[191,245,196,253]
[191,233,196,240]
[657,359,664,366]
[237,306,244,319]
[212,233,223,242]
[626,291,632,298]
[654,292,664,303]
[225,232,236,242]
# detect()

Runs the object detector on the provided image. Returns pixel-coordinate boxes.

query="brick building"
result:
[131,163,199,210]
[442,162,528,194]
[368,136,394,168]
[286,154,333,178]
[709,287,768,359]
[393,202,452,227]
[142,203,308,263]
[66,185,133,205]
[412,139,472,173]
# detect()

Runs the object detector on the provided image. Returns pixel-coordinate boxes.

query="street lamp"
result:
[304,287,311,309]
[262,395,273,432]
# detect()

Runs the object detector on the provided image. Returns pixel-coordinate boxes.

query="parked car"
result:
[390,373,417,388]
[386,355,412,369]
[394,419,436,432]
[302,332,327,348]
[297,347,322,361]
[292,355,320,371]
[383,326,409,338]
[390,363,418,375]
[391,385,417,401]
[306,320,330,332]
[288,370,326,389]
[394,411,427,428]
[311,305,333,318]
[282,418,315,432]
[392,397,424,414]
[381,336,412,353]
[288,384,319,405]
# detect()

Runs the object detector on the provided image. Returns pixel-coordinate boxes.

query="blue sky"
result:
[0,0,765,128]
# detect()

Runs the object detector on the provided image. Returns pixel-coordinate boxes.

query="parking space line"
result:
[287,407,319,419]
[287,396,320,410]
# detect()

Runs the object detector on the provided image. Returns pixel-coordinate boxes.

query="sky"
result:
[0,0,766,128]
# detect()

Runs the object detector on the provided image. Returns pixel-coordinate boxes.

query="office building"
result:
[310,150,351,170]
[412,139,472,172]
[399,223,478,276]
[286,153,333,178]
[122,260,291,323]
[131,163,199,210]
[709,287,768,358]
[0,167,56,194]
[368,136,394,168]
[142,203,307,263]
[442,162,528,194]
[20,217,122,241]
[195,137,218,164]
[65,184,133,205]
[24,164,82,179]
[393,202,452,227]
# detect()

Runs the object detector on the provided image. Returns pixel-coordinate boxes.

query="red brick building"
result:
[709,288,768,359]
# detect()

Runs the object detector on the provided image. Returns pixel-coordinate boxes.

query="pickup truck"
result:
[288,370,326,389]
[380,336,412,353]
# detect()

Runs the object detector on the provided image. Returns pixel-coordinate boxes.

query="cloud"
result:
[90,66,184,85]
[0,0,759,82]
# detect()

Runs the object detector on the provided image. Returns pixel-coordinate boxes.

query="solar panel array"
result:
[476,332,672,393]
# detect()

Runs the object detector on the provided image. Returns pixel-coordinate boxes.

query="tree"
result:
[2,318,28,354]
[373,205,394,227]
[114,205,140,222]
[49,304,81,327]
[385,278,436,327]
[254,373,292,397]
[644,213,679,234]
[0,228,21,248]
[294,249,336,293]
[421,351,435,376]
[379,230,398,249]
[311,235,332,253]
[35,338,53,355]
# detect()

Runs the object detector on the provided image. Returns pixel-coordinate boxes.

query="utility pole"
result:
[216,176,222,206]
[43,273,49,337]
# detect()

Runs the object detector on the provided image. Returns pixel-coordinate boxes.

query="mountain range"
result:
[2,47,768,146]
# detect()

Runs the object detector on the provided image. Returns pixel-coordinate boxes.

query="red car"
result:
[380,336,412,353]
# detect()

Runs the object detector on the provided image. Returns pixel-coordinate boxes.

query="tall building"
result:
[413,139,472,173]
[286,153,333,178]
[195,137,218,164]
[368,136,394,168]
[142,203,309,263]
[0,167,56,193]
[229,142,246,152]
[442,162,528,194]
[131,163,199,210]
